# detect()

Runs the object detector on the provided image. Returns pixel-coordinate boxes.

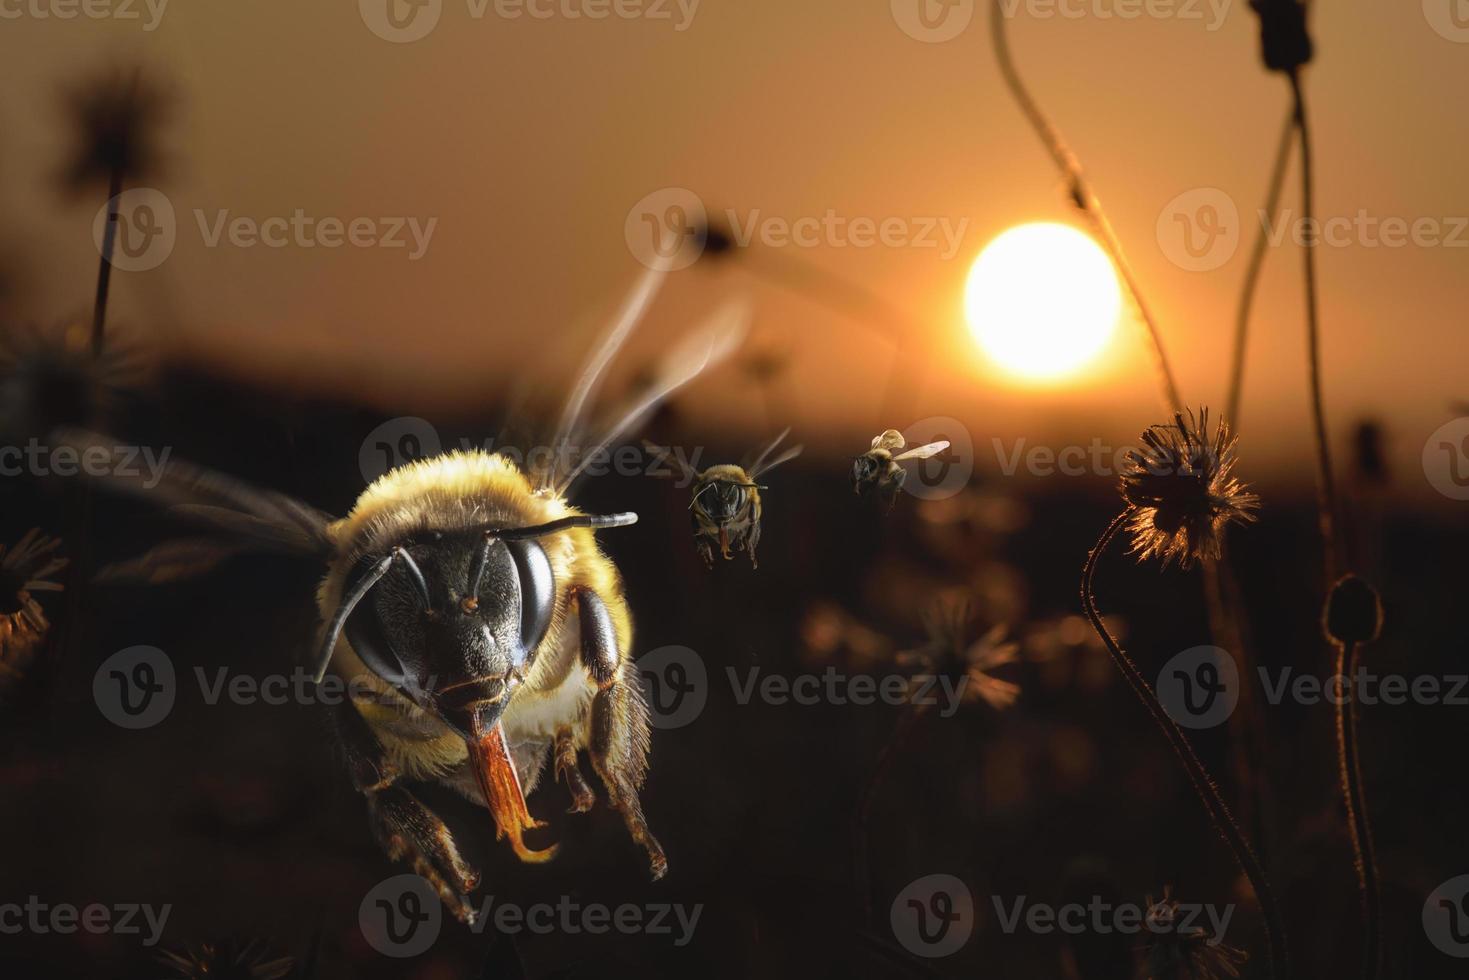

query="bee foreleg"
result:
[554,726,597,814]
[571,587,668,879]
[331,701,480,923]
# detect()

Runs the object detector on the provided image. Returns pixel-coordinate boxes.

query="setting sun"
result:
[964,223,1123,381]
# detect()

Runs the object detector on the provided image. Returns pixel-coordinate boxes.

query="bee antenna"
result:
[395,547,433,607]
[312,551,397,684]
[494,513,640,540]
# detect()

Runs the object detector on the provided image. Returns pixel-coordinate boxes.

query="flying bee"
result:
[65,264,747,922]
[852,429,951,509]
[650,428,801,568]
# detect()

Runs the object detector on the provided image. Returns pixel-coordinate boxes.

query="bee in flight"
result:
[852,429,951,509]
[650,428,801,568]
[65,261,747,923]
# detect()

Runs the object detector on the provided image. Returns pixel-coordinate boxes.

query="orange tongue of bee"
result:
[718,527,732,560]
[467,719,558,863]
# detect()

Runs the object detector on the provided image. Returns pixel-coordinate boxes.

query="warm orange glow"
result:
[964,223,1122,382]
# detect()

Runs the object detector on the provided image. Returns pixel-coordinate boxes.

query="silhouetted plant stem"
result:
[1334,638,1381,980]
[1226,109,1296,429]
[990,0,1182,414]
[92,167,122,355]
[854,700,933,927]
[1083,511,1288,980]
[1287,69,1338,578]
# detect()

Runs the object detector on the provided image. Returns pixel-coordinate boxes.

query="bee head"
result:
[692,479,762,526]
[317,513,637,738]
[852,453,881,492]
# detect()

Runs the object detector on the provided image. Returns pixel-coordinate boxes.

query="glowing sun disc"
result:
[964,223,1122,380]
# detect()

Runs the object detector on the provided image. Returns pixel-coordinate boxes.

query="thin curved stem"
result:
[1226,109,1296,429]
[1083,511,1289,979]
[1287,69,1338,578]
[990,1,1183,414]
[1335,639,1381,979]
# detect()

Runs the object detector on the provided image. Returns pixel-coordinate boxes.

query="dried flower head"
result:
[0,530,67,699]
[897,595,1020,710]
[1249,0,1313,75]
[1324,574,1383,646]
[1140,888,1247,980]
[159,939,294,980]
[0,322,147,439]
[59,67,171,194]
[1120,409,1258,569]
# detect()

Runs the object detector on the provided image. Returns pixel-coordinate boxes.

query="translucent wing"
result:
[540,243,676,494]
[51,426,337,582]
[871,429,906,453]
[893,440,950,462]
[748,428,803,480]
[554,300,750,496]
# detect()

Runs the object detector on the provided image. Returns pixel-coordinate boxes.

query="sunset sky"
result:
[2,1,1466,501]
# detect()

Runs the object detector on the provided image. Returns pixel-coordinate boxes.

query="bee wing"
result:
[553,299,750,496]
[540,248,675,494]
[51,427,337,582]
[872,429,906,453]
[749,429,803,480]
[892,440,950,462]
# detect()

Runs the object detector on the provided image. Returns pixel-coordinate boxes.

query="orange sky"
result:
[2,1,1466,503]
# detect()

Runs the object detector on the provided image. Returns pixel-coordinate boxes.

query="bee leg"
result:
[572,587,668,879]
[331,701,480,923]
[554,727,597,814]
[885,469,907,510]
[591,672,668,880]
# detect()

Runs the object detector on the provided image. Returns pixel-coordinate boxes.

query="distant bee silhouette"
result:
[852,429,951,509]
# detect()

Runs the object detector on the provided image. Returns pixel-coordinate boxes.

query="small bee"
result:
[852,429,951,509]
[651,429,801,568]
[65,264,747,922]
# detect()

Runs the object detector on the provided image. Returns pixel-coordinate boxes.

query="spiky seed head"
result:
[59,67,171,194]
[1120,408,1258,569]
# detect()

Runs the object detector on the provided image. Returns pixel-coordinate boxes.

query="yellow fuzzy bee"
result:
[852,429,951,509]
[652,429,801,568]
[68,264,747,922]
